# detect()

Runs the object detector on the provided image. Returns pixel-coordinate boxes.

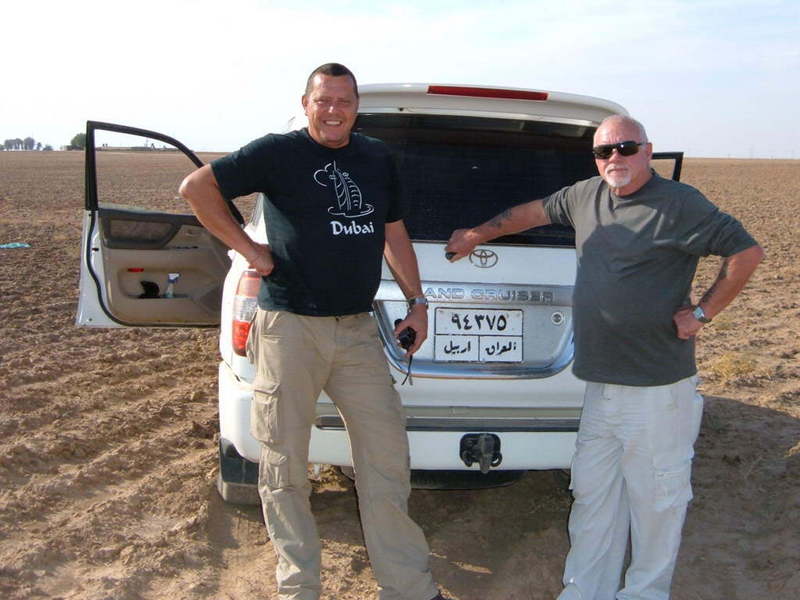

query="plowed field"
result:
[1,151,798,599]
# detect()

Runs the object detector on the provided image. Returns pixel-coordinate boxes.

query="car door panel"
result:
[78,121,235,327]
[96,209,229,324]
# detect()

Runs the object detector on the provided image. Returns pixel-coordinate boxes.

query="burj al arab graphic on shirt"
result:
[314,161,374,218]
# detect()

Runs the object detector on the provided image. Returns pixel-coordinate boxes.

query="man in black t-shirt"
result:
[446,115,763,600]
[180,63,446,600]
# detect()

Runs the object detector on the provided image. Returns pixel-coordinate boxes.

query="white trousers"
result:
[557,376,703,600]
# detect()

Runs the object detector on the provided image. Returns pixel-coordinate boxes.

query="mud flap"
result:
[217,440,260,505]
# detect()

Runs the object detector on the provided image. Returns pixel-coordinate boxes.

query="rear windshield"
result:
[355,113,598,246]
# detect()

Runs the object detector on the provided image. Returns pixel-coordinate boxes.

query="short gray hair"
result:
[597,115,648,143]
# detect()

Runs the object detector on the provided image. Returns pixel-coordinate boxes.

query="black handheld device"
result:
[393,319,415,385]
[394,319,416,350]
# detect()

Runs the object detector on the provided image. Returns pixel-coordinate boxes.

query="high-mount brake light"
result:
[427,85,548,102]
[232,270,261,357]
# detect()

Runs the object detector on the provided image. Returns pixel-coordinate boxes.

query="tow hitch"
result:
[460,433,502,474]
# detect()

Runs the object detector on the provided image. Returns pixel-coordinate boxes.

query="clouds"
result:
[4,0,798,157]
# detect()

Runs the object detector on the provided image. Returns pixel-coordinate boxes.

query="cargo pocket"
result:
[246,309,283,364]
[654,462,693,511]
[259,446,290,490]
[250,385,281,444]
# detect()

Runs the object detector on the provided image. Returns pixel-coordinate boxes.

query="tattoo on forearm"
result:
[489,208,514,230]
[700,258,729,305]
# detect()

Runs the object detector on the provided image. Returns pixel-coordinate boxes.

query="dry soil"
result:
[1,151,798,599]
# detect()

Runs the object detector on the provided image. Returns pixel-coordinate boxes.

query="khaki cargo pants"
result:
[247,309,438,600]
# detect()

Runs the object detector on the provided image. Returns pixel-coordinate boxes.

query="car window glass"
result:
[355,114,597,246]
[93,131,257,219]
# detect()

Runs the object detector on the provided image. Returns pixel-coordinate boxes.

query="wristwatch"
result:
[692,305,712,323]
[407,295,429,309]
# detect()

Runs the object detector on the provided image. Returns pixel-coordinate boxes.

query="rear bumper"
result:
[219,360,580,469]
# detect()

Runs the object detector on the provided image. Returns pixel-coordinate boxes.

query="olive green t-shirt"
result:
[543,172,757,386]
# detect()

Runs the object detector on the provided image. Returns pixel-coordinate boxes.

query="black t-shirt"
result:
[211,129,405,316]
[543,172,758,386]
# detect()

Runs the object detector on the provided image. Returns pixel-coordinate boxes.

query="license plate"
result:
[434,308,523,362]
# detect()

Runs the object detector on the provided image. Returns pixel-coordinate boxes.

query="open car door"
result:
[652,151,684,182]
[77,121,240,327]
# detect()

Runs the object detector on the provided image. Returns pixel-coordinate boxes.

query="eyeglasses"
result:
[592,140,644,159]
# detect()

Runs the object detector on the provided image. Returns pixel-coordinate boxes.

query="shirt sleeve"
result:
[673,189,759,257]
[210,134,276,200]
[384,149,407,223]
[542,183,580,228]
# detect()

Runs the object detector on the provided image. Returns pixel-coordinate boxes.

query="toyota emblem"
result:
[469,249,498,268]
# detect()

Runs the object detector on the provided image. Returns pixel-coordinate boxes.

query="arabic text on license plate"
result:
[434,308,523,362]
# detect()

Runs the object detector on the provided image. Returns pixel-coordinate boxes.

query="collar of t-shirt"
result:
[299,127,360,158]
[608,169,660,203]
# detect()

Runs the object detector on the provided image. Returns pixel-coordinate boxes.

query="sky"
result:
[3,0,799,158]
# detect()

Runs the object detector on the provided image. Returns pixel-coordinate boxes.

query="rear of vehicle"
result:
[218,84,625,501]
[76,84,680,503]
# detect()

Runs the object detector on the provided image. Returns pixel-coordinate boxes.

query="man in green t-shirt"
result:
[446,115,763,600]
[180,63,447,600]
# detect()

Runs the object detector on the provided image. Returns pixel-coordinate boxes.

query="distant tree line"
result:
[69,133,86,150]
[2,132,169,152]
[3,136,52,151]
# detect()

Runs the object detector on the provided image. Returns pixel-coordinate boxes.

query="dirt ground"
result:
[1,151,798,600]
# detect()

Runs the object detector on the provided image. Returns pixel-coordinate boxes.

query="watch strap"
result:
[692,305,711,323]
[407,295,429,309]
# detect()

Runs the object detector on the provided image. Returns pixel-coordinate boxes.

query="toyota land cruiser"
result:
[77,83,682,503]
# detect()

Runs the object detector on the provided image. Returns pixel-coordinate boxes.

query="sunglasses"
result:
[592,140,644,159]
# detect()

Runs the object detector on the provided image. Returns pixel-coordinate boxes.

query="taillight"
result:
[427,85,548,102]
[232,270,261,357]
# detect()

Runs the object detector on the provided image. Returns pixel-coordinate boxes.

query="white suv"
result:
[77,83,682,503]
